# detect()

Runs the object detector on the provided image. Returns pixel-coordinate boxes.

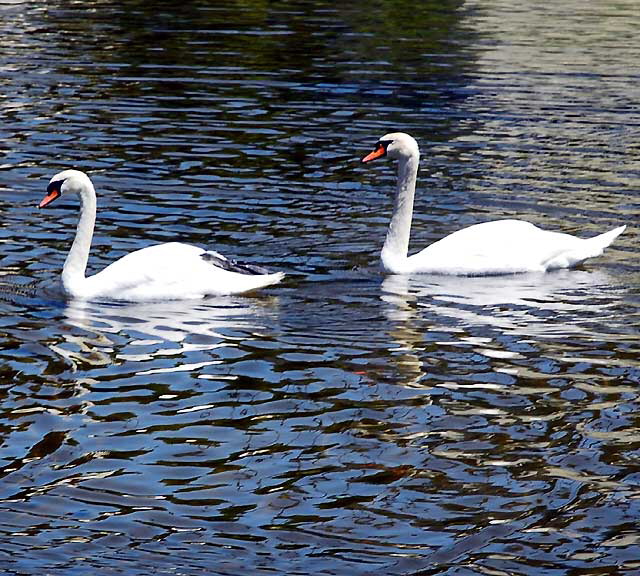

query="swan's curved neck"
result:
[381,152,418,273]
[61,182,96,294]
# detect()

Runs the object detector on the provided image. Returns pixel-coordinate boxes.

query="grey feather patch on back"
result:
[201,251,271,276]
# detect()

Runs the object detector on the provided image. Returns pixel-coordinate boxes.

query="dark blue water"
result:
[1,1,639,574]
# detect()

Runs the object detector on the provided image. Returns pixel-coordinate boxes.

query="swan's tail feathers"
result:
[585,225,626,257]
[568,224,627,267]
[260,271,285,288]
[544,225,626,271]
[239,271,285,293]
[199,251,284,294]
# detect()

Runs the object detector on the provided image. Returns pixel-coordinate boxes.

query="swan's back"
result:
[407,219,625,276]
[80,242,284,300]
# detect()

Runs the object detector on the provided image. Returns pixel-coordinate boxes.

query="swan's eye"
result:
[47,180,65,195]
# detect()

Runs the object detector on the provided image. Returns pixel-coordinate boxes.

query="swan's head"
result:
[39,169,93,208]
[361,132,419,163]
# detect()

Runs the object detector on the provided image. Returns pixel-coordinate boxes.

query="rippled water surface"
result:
[1,1,640,574]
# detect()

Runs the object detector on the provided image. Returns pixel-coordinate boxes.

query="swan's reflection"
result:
[56,296,280,371]
[382,269,625,337]
[380,270,628,388]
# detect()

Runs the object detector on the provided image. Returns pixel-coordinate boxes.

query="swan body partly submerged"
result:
[39,169,284,301]
[362,132,626,276]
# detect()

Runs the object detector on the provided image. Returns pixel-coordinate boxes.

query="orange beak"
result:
[361,144,386,163]
[39,187,61,208]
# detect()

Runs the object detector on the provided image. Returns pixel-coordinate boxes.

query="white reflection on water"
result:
[64,296,279,341]
[380,269,630,391]
[381,269,626,337]
[55,296,280,372]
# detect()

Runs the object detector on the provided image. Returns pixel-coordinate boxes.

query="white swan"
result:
[362,132,626,275]
[39,169,284,301]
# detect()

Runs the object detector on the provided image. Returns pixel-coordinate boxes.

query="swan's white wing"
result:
[79,242,283,301]
[405,220,624,275]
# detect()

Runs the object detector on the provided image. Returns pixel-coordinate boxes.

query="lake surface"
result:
[1,1,639,574]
